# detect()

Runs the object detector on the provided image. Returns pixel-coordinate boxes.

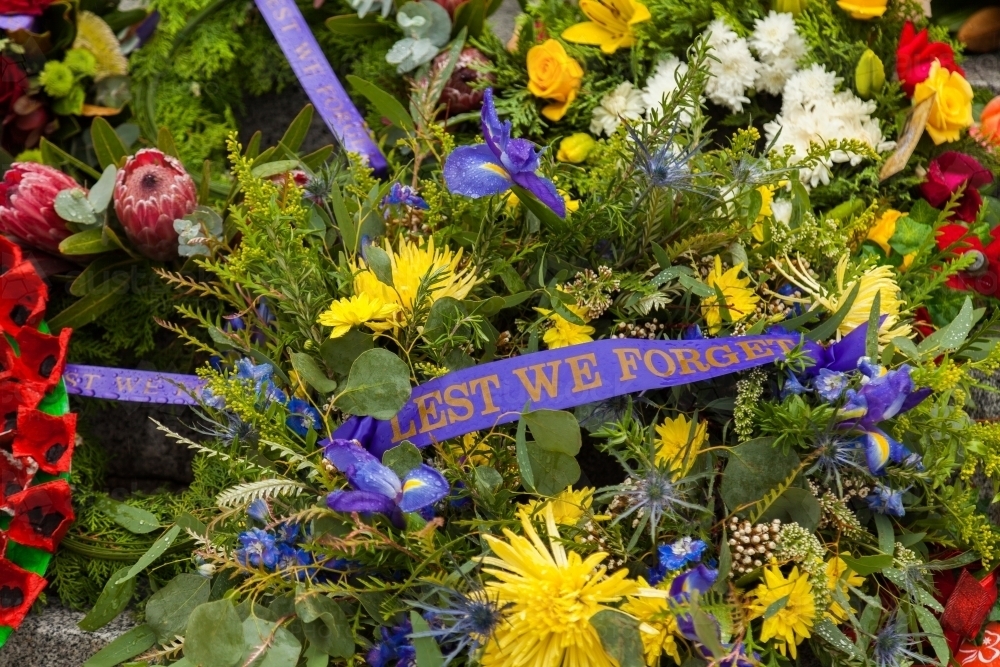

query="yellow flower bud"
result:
[773,0,807,15]
[855,49,885,100]
[556,133,596,163]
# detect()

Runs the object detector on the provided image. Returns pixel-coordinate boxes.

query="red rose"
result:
[936,223,1000,297]
[0,0,55,16]
[896,21,964,97]
[921,152,993,223]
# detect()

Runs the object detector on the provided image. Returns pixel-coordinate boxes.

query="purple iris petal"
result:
[669,564,718,598]
[331,417,379,448]
[327,490,398,515]
[349,459,403,499]
[444,144,512,199]
[501,138,541,174]
[510,171,566,217]
[900,387,931,414]
[480,88,509,157]
[324,438,378,474]
[807,321,871,376]
[856,365,913,428]
[859,429,911,475]
[398,464,450,512]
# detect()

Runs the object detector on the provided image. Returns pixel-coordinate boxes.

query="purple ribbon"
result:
[0,14,35,31]
[63,364,206,405]
[253,0,388,175]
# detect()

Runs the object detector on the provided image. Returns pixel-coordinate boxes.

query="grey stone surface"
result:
[0,606,136,667]
[964,52,1000,94]
[489,0,520,43]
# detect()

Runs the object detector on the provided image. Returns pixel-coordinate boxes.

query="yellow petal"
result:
[330,325,351,338]
[628,1,651,24]
[562,21,613,46]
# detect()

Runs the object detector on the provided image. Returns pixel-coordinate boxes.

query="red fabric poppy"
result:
[0,236,19,275]
[10,326,69,391]
[921,152,994,223]
[0,260,45,333]
[957,622,1000,667]
[936,224,1000,297]
[896,21,964,97]
[0,557,45,629]
[6,479,73,552]
[11,408,75,474]
[0,454,33,502]
[942,570,998,641]
[0,0,55,17]
[0,380,43,436]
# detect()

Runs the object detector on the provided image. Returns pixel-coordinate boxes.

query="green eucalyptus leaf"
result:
[78,566,135,631]
[383,442,422,477]
[241,615,302,667]
[115,525,181,584]
[335,348,412,420]
[365,245,395,287]
[591,610,644,667]
[290,352,338,394]
[55,188,98,225]
[410,611,444,667]
[145,573,212,644]
[523,409,581,456]
[83,625,157,667]
[88,164,117,212]
[95,497,161,534]
[183,600,244,667]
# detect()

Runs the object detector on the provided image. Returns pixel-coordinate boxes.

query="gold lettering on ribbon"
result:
[512,362,561,403]
[444,383,474,423]
[612,348,642,381]
[415,391,448,434]
[115,376,138,393]
[83,374,99,390]
[565,353,602,393]
[705,344,739,368]
[670,348,711,374]
[737,340,772,361]
[469,375,501,415]
[391,413,417,442]
[643,349,677,378]
[144,378,162,395]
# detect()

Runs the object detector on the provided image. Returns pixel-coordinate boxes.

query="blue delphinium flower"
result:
[871,612,928,667]
[409,587,504,665]
[383,183,429,210]
[660,537,707,571]
[236,528,280,569]
[235,358,287,404]
[444,89,565,217]
[324,439,450,528]
[867,485,906,517]
[367,619,416,667]
[276,543,313,573]
[247,498,270,523]
[781,372,808,398]
[681,324,704,340]
[815,368,848,402]
[286,398,323,436]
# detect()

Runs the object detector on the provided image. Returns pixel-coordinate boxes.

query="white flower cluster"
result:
[590,81,646,136]
[703,19,758,113]
[641,56,693,126]
[749,11,806,95]
[763,64,897,187]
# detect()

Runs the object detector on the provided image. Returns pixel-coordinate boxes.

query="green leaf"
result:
[840,554,894,576]
[290,352,338,394]
[251,159,301,180]
[892,335,920,360]
[296,591,353,657]
[301,145,335,171]
[914,604,949,666]
[96,497,161,534]
[78,566,135,631]
[762,595,789,620]
[866,291,880,360]
[326,13,391,36]
[524,440,580,495]
[183,600,244,667]
[70,257,134,297]
[424,297,469,342]
[365,245,394,287]
[591,610,644,667]
[40,137,102,179]
[279,105,313,153]
[511,184,564,228]
[48,273,130,331]
[713,529,731,593]
[873,513,894,556]
[889,215,932,255]
[383,442,422,477]
[919,297,979,354]
[523,409,581,456]
[719,437,798,513]
[691,602,726,659]
[59,228,114,255]
[452,0,485,38]
[55,188,98,225]
[116,525,181,584]
[347,75,414,133]
[83,625,157,667]
[241,615,302,667]
[157,126,180,158]
[88,165,117,213]
[515,413,534,492]
[813,618,865,660]
[330,186,356,252]
[807,281,860,341]
[335,348,412,420]
[473,465,503,500]
[320,329,374,379]
[145,573,211,644]
[678,273,715,298]
[756,487,821,530]
[90,117,128,169]
[410,611,445,667]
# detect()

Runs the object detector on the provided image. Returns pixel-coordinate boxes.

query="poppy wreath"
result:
[0,235,74,642]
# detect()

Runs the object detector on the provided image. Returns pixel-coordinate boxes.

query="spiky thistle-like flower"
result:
[601,458,702,544]
[807,431,865,491]
[871,613,928,667]
[625,121,707,195]
[409,586,505,665]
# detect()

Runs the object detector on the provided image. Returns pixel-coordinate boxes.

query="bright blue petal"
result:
[501,138,541,175]
[860,430,896,475]
[327,490,398,515]
[398,464,450,512]
[350,459,402,498]
[510,171,565,218]
[323,438,378,474]
[480,88,509,158]
[444,145,512,199]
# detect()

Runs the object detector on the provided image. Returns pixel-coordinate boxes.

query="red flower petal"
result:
[0,260,46,333]
[0,557,46,628]
[0,236,21,275]
[11,408,75,474]
[6,479,74,552]
[11,326,70,392]
[0,454,34,502]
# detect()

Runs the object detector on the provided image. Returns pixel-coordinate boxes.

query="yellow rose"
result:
[913,60,974,145]
[556,133,596,163]
[836,0,887,19]
[527,39,583,122]
[866,209,903,254]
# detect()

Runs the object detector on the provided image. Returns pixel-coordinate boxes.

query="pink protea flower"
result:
[0,162,81,254]
[113,148,198,261]
[431,47,494,115]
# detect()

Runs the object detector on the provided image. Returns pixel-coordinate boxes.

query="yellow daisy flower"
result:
[353,236,479,330]
[536,303,595,349]
[825,557,864,622]
[316,293,398,338]
[654,414,707,479]
[621,578,682,666]
[481,506,638,667]
[701,256,760,334]
[519,486,595,526]
[562,0,652,54]
[748,565,816,659]
[751,185,775,243]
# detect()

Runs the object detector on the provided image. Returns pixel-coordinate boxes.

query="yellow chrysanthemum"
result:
[654,414,707,479]
[438,433,492,468]
[701,256,760,334]
[481,506,638,667]
[825,557,864,622]
[866,209,904,255]
[748,565,816,658]
[317,293,399,338]
[775,255,911,342]
[836,0,887,19]
[519,486,595,526]
[751,185,775,243]
[621,578,682,667]
[562,0,652,54]
[536,304,595,349]
[73,12,128,81]
[353,237,479,330]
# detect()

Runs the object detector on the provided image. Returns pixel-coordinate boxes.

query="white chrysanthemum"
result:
[781,64,839,110]
[642,56,694,125]
[771,199,793,225]
[705,18,739,47]
[750,11,798,58]
[591,82,646,136]
[705,38,759,112]
[756,56,799,95]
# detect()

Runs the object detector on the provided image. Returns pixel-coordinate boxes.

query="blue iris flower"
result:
[815,368,847,402]
[286,397,322,436]
[324,439,450,528]
[867,485,906,517]
[235,528,280,569]
[444,88,565,217]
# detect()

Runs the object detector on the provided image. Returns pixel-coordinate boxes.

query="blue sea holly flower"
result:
[659,537,707,571]
[286,398,322,436]
[872,612,928,667]
[383,182,429,210]
[443,89,565,217]
[324,439,449,527]
[409,587,503,665]
[815,369,847,403]
[235,528,280,569]
[867,485,906,517]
